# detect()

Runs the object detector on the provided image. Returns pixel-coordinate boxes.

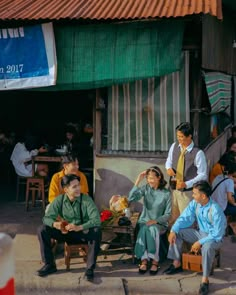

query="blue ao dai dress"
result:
[128,184,171,260]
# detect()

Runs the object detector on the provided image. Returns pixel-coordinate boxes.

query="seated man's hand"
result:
[53,221,63,230]
[65,223,83,232]
[168,231,176,244]
[53,221,68,234]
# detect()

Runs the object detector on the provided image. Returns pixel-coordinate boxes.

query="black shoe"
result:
[37,263,57,277]
[199,282,209,295]
[85,268,94,281]
[149,263,159,275]
[138,261,148,274]
[163,264,183,275]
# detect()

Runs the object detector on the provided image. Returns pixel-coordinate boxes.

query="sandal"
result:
[138,260,148,274]
[149,261,159,275]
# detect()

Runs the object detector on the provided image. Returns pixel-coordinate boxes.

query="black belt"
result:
[183,188,192,192]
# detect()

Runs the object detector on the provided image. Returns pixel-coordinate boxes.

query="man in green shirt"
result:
[37,174,101,281]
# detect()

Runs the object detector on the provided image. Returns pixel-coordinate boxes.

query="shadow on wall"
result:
[95,168,143,212]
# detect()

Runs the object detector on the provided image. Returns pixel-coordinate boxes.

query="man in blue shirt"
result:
[163,181,226,295]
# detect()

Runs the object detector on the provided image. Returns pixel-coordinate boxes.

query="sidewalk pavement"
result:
[1,199,236,295]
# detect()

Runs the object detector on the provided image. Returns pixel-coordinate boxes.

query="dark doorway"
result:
[0,89,95,198]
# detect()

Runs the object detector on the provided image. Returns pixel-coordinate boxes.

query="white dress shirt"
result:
[10,142,38,177]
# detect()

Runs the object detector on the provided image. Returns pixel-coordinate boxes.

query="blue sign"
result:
[0,23,56,90]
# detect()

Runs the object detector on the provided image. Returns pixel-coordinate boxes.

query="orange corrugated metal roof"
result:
[0,0,222,21]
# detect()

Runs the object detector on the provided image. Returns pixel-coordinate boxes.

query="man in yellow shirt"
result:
[48,154,89,203]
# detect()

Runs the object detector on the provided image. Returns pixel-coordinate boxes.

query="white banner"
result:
[0,22,57,90]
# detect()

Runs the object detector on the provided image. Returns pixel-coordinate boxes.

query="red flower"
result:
[100,210,113,222]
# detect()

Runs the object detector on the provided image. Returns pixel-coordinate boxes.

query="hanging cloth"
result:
[176,149,187,181]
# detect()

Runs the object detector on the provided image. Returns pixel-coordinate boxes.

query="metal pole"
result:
[0,233,15,295]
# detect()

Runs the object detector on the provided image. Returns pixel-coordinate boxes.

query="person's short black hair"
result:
[61,174,80,188]
[223,160,236,175]
[219,151,236,166]
[226,137,236,151]
[176,122,194,137]
[193,180,212,198]
[24,135,40,151]
[61,154,78,164]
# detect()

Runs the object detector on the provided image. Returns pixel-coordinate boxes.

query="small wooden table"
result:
[31,155,62,176]
[101,212,140,263]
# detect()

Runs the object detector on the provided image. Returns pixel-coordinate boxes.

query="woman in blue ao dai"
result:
[128,166,171,275]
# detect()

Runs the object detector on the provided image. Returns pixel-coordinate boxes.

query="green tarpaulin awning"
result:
[42,20,184,90]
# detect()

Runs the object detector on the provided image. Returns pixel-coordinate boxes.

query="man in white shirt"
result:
[165,122,208,224]
[211,161,236,216]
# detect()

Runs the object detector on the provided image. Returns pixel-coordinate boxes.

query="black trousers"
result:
[37,224,101,270]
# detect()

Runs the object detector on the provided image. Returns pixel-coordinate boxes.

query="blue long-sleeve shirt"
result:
[171,198,226,245]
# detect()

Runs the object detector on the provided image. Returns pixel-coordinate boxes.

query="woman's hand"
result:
[134,170,147,186]
[146,220,157,226]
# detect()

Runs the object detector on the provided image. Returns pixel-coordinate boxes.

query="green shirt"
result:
[43,194,101,230]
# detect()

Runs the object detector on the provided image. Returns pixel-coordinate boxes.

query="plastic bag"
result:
[109,195,128,213]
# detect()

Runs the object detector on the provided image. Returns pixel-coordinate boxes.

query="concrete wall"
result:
[93,127,231,212]
[93,156,167,211]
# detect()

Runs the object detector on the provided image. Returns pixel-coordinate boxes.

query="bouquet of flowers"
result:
[100,207,123,226]
[100,209,113,223]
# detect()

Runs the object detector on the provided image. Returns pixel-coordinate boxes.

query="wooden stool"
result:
[25,177,45,211]
[64,242,88,270]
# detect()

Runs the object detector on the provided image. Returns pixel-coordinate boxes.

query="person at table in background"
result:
[211,161,236,217]
[48,154,89,204]
[209,137,236,184]
[37,174,101,281]
[165,122,207,225]
[128,166,171,275]
[163,181,226,295]
[63,122,80,154]
[10,133,48,177]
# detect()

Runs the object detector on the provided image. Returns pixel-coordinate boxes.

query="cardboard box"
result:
[182,252,202,272]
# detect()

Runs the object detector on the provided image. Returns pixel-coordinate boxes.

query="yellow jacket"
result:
[209,163,224,184]
[48,170,89,203]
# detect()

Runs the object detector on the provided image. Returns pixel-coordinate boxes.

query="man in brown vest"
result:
[165,122,208,225]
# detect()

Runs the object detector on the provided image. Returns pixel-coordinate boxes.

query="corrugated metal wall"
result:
[202,14,236,75]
